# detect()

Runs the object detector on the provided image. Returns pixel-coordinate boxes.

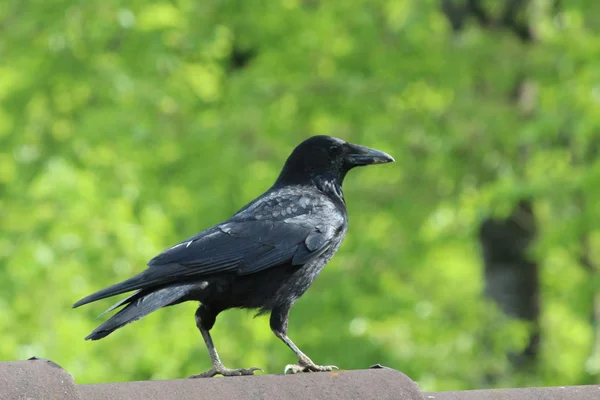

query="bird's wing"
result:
[148,218,338,277]
[235,220,338,275]
[148,189,344,278]
[73,191,345,308]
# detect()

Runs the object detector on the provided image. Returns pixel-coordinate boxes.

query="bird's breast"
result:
[279,234,345,303]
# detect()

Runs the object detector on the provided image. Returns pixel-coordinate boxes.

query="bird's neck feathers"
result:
[273,172,346,205]
[313,175,345,204]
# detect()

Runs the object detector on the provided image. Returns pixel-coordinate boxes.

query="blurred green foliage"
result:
[1,0,599,390]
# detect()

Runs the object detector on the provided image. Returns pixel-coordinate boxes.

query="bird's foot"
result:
[284,358,338,374]
[189,365,263,378]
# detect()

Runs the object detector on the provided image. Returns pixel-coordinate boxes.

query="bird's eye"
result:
[330,145,343,156]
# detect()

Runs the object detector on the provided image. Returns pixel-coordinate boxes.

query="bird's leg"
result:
[189,305,262,378]
[276,332,339,374]
[270,305,338,374]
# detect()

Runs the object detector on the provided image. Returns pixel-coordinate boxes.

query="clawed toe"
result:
[284,363,338,374]
[189,366,263,378]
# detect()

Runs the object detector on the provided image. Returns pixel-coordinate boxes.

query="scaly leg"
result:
[189,305,262,378]
[270,304,338,374]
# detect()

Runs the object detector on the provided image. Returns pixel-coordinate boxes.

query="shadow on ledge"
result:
[1,358,598,400]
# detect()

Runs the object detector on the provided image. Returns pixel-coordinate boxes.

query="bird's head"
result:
[274,135,394,193]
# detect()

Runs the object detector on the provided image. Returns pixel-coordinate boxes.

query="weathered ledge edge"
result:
[0,358,597,400]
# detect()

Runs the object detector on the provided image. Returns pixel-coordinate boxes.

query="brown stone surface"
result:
[427,385,600,400]
[1,359,599,399]
[0,358,82,400]
[80,368,425,400]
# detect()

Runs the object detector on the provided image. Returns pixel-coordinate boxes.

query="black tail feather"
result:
[85,284,194,340]
[73,272,150,309]
[73,264,193,308]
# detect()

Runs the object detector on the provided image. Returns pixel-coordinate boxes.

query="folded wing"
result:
[73,217,338,308]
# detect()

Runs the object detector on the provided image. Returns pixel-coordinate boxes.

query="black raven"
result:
[74,135,394,377]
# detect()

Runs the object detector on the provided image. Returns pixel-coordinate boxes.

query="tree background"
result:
[1,0,599,390]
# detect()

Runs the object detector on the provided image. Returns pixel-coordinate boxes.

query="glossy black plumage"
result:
[74,135,394,376]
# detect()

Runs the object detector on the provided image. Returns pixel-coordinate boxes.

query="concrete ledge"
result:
[0,357,81,400]
[427,385,600,400]
[80,367,424,400]
[1,359,598,400]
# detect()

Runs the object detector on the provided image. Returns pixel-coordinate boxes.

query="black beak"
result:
[346,143,395,166]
